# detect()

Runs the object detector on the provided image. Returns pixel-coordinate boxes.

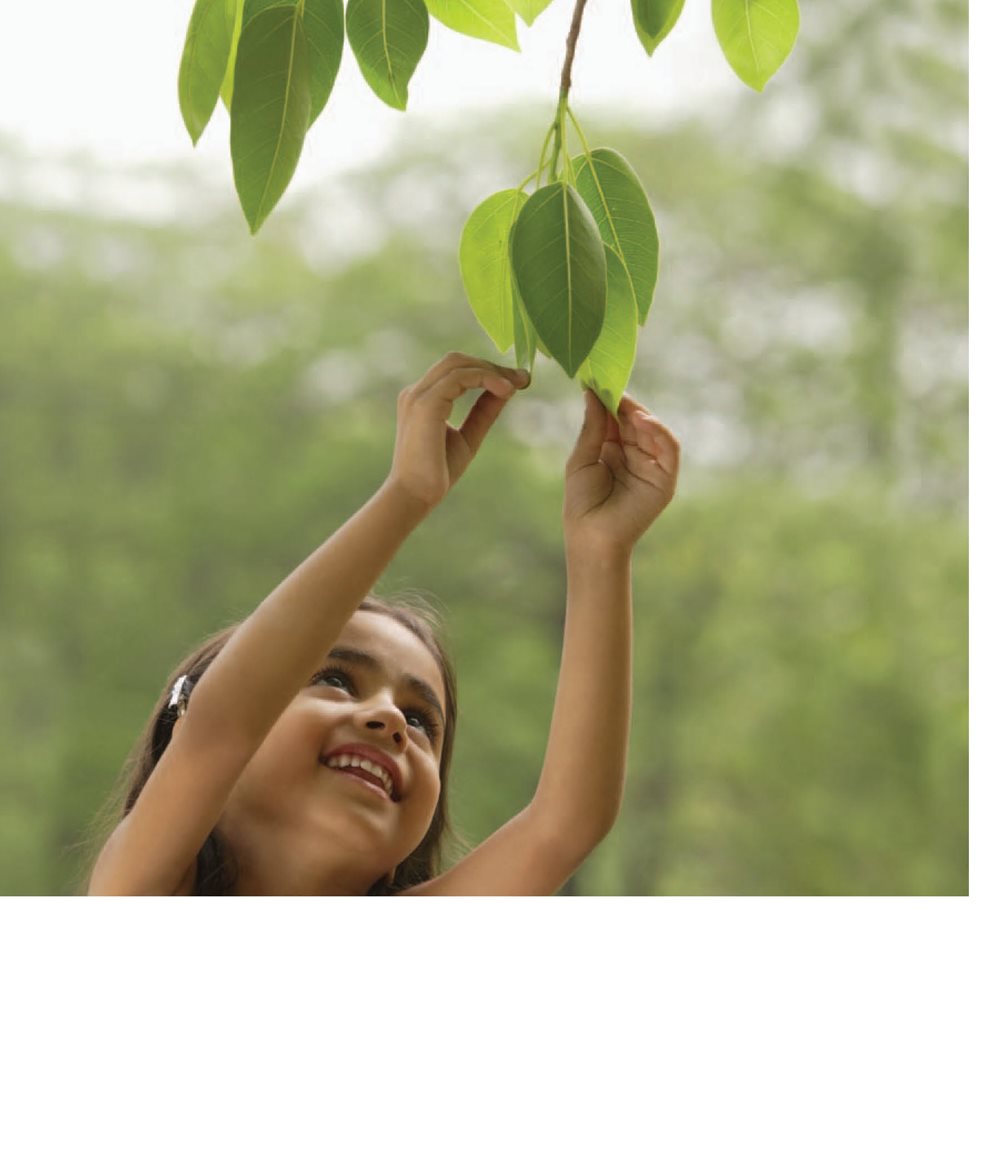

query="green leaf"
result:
[346,0,429,111]
[460,189,527,352]
[504,206,536,369]
[503,0,554,25]
[424,0,518,50]
[510,182,607,379]
[220,0,244,111]
[240,0,345,124]
[241,0,294,28]
[630,0,685,58]
[578,246,638,413]
[179,0,240,144]
[301,0,346,124]
[571,148,658,326]
[711,0,799,91]
[512,279,537,371]
[230,4,311,233]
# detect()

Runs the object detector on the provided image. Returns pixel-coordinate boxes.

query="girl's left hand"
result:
[563,389,681,556]
[389,353,530,509]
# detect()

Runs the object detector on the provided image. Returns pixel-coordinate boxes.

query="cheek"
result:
[415,759,442,807]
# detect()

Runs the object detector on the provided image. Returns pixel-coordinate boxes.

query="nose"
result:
[353,695,406,746]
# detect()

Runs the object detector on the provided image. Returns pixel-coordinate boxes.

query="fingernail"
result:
[514,368,530,384]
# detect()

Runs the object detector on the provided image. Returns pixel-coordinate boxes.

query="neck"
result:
[218,815,387,896]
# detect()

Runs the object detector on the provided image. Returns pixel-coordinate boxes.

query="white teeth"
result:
[324,754,394,798]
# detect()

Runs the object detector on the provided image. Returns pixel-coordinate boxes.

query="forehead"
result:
[335,610,446,708]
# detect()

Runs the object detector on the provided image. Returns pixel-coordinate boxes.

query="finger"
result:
[600,438,627,478]
[620,395,677,441]
[411,353,529,396]
[622,420,681,498]
[566,388,609,473]
[617,394,648,438]
[432,365,529,403]
[458,389,510,458]
[618,409,656,461]
[618,393,652,416]
[411,366,519,423]
[619,397,680,456]
[635,414,681,465]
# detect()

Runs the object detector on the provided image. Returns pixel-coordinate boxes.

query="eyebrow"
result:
[326,647,446,725]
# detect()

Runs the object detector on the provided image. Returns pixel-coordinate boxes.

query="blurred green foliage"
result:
[0,0,966,894]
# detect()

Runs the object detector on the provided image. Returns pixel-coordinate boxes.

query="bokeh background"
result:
[0,0,967,894]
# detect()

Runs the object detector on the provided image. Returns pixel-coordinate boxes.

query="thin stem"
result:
[549,111,563,183]
[538,123,556,182]
[560,0,589,102]
[549,0,589,183]
[565,104,593,159]
[534,0,589,188]
[519,122,556,195]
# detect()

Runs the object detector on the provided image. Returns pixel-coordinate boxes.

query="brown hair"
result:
[77,594,462,895]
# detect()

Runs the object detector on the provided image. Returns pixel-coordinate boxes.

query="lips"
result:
[320,742,402,801]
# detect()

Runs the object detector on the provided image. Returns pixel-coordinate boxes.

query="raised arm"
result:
[190,355,529,745]
[90,354,528,894]
[403,389,680,896]
[536,391,680,840]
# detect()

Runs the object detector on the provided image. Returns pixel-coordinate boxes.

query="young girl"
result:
[87,351,680,895]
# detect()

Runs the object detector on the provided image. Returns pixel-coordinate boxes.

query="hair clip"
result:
[168,674,192,719]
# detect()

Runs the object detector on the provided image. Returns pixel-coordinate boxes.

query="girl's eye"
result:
[310,667,353,692]
[405,709,440,742]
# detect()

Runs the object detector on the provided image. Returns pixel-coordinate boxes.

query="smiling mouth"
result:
[321,755,396,801]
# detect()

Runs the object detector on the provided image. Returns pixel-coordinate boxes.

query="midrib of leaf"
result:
[258,8,303,219]
[382,0,396,100]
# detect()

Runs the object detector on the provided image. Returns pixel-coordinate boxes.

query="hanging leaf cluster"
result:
[178,0,801,405]
[459,137,660,411]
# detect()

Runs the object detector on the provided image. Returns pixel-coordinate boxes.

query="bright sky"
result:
[0,0,730,186]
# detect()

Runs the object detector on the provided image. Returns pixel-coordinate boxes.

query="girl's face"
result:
[219,610,447,890]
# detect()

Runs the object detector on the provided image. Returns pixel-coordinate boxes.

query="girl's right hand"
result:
[387,352,530,508]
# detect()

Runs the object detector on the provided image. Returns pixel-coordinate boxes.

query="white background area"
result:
[0,0,728,182]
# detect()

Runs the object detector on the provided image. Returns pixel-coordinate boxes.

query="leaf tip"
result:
[180,106,202,147]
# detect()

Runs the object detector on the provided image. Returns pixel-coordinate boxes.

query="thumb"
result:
[566,388,609,473]
[457,387,509,459]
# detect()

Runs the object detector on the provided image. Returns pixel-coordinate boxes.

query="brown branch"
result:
[560,0,589,101]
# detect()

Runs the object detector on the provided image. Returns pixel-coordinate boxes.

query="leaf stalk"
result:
[548,0,589,184]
